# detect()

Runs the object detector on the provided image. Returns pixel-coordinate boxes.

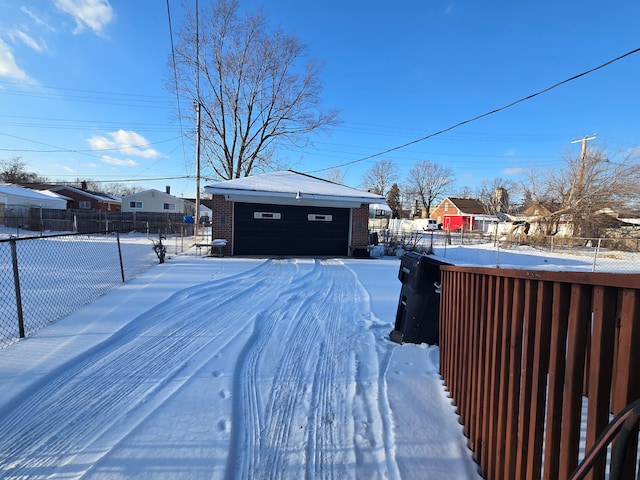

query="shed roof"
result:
[205,171,386,208]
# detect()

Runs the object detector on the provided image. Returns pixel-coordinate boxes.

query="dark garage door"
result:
[234,202,350,256]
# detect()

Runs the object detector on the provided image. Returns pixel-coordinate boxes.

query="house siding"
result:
[53,187,120,212]
[431,201,458,223]
[122,190,194,215]
[431,197,486,231]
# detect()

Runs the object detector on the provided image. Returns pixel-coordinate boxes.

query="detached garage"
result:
[204,171,386,257]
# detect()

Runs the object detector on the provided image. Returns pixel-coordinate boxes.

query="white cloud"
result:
[54,0,114,36]
[20,6,55,32]
[0,38,31,80]
[87,129,161,163]
[503,167,525,175]
[12,30,47,52]
[101,156,138,166]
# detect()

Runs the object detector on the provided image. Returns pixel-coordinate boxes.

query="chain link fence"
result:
[0,232,172,350]
[373,228,640,273]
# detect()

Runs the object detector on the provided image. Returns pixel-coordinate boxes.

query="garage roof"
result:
[205,170,386,208]
[0,184,68,209]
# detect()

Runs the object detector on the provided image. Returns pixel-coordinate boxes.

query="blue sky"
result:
[0,1,639,198]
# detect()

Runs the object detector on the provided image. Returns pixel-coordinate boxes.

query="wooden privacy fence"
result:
[439,266,640,480]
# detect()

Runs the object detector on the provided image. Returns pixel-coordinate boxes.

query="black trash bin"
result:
[389,251,450,345]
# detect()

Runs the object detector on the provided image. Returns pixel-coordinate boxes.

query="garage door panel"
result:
[234,203,349,256]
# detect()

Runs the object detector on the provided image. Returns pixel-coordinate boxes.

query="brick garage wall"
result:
[211,194,233,255]
[351,204,369,247]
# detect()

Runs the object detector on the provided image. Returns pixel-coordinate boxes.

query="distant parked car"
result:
[425,219,439,230]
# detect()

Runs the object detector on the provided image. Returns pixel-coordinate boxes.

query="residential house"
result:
[49,182,121,212]
[520,201,566,236]
[122,186,195,215]
[431,197,492,232]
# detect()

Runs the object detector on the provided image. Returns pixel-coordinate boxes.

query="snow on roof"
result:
[38,190,72,201]
[50,185,121,203]
[370,203,392,212]
[205,171,386,208]
[0,184,67,206]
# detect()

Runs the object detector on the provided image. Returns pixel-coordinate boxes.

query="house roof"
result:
[122,189,182,201]
[443,197,486,215]
[205,170,386,208]
[50,185,121,203]
[0,184,68,207]
[522,202,563,217]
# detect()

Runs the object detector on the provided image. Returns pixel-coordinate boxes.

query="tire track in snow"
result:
[304,266,355,479]
[226,260,325,479]
[0,259,300,479]
[227,260,395,480]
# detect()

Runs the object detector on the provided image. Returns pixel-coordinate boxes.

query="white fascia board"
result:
[215,190,371,208]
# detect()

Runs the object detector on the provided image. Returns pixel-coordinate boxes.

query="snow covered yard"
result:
[0,253,482,479]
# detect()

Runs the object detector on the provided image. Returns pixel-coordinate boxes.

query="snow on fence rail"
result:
[0,233,161,350]
[439,266,640,480]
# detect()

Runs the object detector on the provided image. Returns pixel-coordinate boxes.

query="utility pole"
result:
[194,0,201,240]
[569,134,596,237]
[570,134,596,201]
[194,100,201,239]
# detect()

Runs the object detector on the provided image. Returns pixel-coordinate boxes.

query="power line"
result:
[22,175,195,185]
[0,131,182,155]
[307,47,640,174]
[0,89,170,109]
[0,80,170,100]
[166,0,189,170]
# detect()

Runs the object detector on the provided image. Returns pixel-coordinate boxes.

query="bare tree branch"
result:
[361,159,399,195]
[168,0,340,180]
[405,160,454,216]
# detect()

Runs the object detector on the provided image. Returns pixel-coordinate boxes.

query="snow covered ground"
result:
[0,234,635,479]
[0,248,484,479]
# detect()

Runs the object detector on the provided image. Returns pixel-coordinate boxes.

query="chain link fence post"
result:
[116,232,125,282]
[9,237,25,338]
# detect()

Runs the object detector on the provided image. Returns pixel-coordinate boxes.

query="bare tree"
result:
[526,146,640,237]
[324,168,346,185]
[361,159,399,195]
[169,0,340,180]
[521,165,551,207]
[452,185,474,200]
[0,156,47,184]
[476,177,519,215]
[104,183,143,197]
[550,147,639,236]
[405,160,454,216]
